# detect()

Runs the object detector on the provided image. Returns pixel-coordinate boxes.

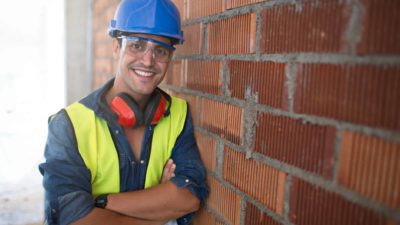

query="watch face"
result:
[95,194,108,208]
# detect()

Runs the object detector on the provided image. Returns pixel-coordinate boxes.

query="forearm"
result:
[106,181,200,220]
[71,207,166,225]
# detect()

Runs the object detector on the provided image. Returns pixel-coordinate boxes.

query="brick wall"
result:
[92,0,120,87]
[91,0,400,224]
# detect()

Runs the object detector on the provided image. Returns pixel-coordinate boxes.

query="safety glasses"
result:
[121,36,175,63]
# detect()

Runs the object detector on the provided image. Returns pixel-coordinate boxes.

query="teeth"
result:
[135,70,154,77]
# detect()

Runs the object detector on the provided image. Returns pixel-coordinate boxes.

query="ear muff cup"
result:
[110,89,170,128]
[110,93,144,128]
[143,91,167,125]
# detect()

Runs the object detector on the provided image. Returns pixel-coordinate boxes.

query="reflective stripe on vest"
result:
[65,96,187,197]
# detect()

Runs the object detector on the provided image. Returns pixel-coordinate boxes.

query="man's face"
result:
[114,33,173,98]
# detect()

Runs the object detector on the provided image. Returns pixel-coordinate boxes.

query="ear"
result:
[112,38,121,59]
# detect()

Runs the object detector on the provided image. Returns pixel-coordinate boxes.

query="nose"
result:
[140,48,156,67]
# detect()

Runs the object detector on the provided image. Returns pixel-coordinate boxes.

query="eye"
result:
[154,47,169,57]
[128,41,146,52]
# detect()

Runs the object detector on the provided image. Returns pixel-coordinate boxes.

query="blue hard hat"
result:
[108,0,184,45]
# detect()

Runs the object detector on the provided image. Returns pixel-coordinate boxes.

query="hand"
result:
[161,159,176,183]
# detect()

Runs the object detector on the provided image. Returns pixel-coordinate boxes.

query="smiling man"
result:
[39,0,209,224]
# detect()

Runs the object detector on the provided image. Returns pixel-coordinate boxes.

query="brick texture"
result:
[90,1,400,224]
[171,0,185,20]
[94,58,113,76]
[294,64,400,131]
[228,60,287,108]
[223,147,285,213]
[260,1,348,53]
[93,42,113,58]
[245,202,282,225]
[255,112,336,178]
[290,178,388,225]
[175,24,203,55]
[169,91,200,125]
[93,28,109,44]
[164,60,183,87]
[195,131,217,172]
[186,60,222,95]
[201,99,243,144]
[207,176,242,225]
[207,13,257,54]
[93,74,112,89]
[187,0,225,19]
[92,0,119,89]
[226,0,265,9]
[357,0,400,54]
[193,209,224,225]
[338,131,400,209]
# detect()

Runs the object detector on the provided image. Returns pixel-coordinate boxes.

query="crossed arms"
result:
[73,160,199,225]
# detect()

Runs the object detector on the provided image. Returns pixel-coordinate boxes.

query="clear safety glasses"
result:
[121,36,175,63]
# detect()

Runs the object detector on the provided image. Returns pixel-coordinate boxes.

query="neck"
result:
[106,81,151,111]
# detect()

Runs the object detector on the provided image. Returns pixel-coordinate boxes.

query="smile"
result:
[133,69,155,77]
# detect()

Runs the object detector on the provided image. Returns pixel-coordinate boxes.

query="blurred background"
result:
[0,0,65,224]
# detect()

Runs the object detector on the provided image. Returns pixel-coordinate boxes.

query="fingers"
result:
[161,159,176,183]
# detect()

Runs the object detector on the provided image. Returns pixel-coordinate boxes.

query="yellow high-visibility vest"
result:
[65,97,187,197]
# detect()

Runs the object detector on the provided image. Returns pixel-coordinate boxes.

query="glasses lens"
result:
[153,46,172,62]
[126,39,147,53]
[123,37,173,63]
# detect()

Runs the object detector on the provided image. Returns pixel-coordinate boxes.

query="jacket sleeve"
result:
[169,110,209,224]
[38,110,94,225]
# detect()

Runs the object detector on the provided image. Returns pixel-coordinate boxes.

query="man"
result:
[39,0,209,224]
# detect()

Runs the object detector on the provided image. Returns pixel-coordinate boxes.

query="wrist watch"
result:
[94,194,108,208]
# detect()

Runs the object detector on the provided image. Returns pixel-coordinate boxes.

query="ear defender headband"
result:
[110,89,171,128]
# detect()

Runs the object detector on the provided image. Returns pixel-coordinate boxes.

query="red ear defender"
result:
[110,96,137,127]
[150,95,167,125]
[110,89,171,128]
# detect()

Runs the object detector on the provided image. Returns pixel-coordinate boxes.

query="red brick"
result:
[338,131,400,209]
[93,0,119,30]
[255,112,336,178]
[94,28,109,44]
[195,131,217,172]
[245,202,282,225]
[93,42,113,58]
[92,74,111,89]
[358,0,400,54]
[201,99,243,144]
[226,0,265,9]
[172,92,200,126]
[294,64,400,131]
[164,60,183,87]
[93,0,107,14]
[186,60,222,95]
[192,209,223,225]
[105,5,116,22]
[93,15,102,31]
[223,147,286,213]
[388,220,399,225]
[187,0,225,19]
[260,1,348,53]
[94,58,113,75]
[290,178,388,225]
[171,0,185,20]
[228,60,287,108]
[176,24,202,55]
[207,176,242,225]
[207,13,257,54]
